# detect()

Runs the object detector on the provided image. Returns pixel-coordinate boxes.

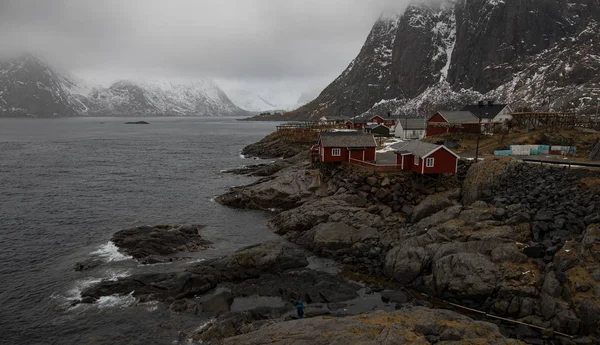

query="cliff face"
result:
[286,0,600,121]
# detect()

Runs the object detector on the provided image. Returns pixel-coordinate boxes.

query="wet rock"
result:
[379,290,409,304]
[170,298,199,314]
[230,268,360,304]
[111,224,211,262]
[300,222,378,250]
[74,258,103,271]
[202,292,234,314]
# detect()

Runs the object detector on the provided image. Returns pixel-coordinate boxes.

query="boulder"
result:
[578,299,600,335]
[411,193,453,222]
[384,246,430,285]
[305,222,378,249]
[170,298,199,314]
[462,158,519,205]
[414,205,463,230]
[433,253,499,298]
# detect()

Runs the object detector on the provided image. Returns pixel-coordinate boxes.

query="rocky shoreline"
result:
[214,136,600,344]
[79,133,600,345]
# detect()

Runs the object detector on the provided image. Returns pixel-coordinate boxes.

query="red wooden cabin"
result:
[345,119,367,130]
[315,132,377,163]
[426,111,480,137]
[394,140,459,174]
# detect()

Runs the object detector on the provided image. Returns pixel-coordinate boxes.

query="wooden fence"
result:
[348,158,404,172]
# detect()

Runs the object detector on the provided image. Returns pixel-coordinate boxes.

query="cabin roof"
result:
[392,140,459,159]
[347,118,367,124]
[397,117,427,130]
[434,111,479,124]
[461,104,509,119]
[365,123,388,129]
[320,132,377,148]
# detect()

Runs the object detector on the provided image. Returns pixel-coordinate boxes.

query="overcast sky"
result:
[0,0,409,107]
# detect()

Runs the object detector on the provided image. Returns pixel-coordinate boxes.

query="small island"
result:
[125,121,150,124]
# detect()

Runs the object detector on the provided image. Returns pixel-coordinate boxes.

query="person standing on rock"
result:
[296,300,305,319]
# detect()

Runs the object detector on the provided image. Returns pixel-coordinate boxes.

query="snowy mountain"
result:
[0,54,87,117]
[285,0,600,120]
[83,80,247,117]
[225,87,310,112]
[0,54,248,117]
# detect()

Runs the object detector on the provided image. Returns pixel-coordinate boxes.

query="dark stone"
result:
[535,210,554,222]
[125,121,149,124]
[111,224,211,263]
[523,245,545,259]
[492,208,506,220]
[80,296,96,304]
[578,299,600,335]
[74,258,103,271]
[379,290,409,304]
[202,292,234,314]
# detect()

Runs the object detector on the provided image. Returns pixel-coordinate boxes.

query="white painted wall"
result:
[394,122,426,139]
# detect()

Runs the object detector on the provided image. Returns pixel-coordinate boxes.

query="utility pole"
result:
[475,116,482,162]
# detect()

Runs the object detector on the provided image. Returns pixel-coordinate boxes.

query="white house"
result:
[461,101,513,123]
[394,117,427,140]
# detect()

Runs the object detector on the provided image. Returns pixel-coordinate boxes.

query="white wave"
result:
[186,258,206,264]
[142,300,159,312]
[106,269,131,281]
[91,241,133,262]
[239,154,245,159]
[209,197,215,202]
[65,277,104,300]
[97,291,137,309]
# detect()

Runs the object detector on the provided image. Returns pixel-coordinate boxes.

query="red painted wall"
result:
[364,147,376,162]
[422,148,458,174]
[370,116,385,124]
[322,147,350,162]
[350,150,364,161]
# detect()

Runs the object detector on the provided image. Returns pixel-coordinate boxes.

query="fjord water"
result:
[0,117,279,345]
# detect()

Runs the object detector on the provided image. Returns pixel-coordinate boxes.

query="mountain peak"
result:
[284,0,600,120]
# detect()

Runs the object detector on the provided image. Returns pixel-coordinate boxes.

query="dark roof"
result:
[461,104,509,119]
[435,111,479,124]
[397,117,427,130]
[391,141,441,157]
[391,140,459,158]
[320,132,377,148]
[365,123,388,130]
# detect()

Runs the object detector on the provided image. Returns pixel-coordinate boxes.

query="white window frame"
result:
[332,148,341,157]
[426,157,435,168]
[414,155,419,165]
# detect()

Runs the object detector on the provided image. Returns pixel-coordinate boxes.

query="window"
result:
[414,155,419,165]
[332,148,341,156]
[426,157,435,168]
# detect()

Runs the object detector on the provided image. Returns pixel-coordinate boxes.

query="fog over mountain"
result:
[0,0,412,114]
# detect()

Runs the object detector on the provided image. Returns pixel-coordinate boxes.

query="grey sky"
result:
[0,0,409,105]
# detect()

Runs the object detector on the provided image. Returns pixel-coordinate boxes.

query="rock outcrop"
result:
[110,224,212,264]
[80,240,360,309]
[195,306,522,345]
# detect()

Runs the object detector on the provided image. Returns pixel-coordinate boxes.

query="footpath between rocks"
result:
[215,137,600,345]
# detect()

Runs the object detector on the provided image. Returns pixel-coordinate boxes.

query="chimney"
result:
[478,100,484,107]
[488,100,494,107]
